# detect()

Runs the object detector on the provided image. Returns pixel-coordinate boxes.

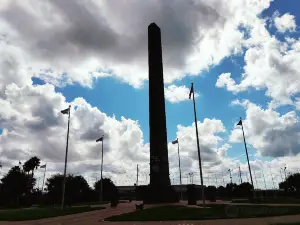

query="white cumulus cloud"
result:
[164,85,199,103]
[274,13,297,33]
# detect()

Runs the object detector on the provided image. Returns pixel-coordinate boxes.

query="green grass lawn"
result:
[232,198,300,204]
[105,204,300,221]
[0,206,105,221]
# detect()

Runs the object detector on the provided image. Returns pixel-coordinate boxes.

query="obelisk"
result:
[146,23,178,203]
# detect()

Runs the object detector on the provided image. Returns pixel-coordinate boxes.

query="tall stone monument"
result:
[144,23,178,203]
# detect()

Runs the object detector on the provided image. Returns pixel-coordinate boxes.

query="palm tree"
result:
[23,156,41,177]
[30,156,41,176]
[23,161,31,175]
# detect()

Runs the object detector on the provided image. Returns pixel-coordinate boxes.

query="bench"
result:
[135,203,144,210]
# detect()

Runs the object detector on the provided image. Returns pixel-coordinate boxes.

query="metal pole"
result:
[61,105,71,210]
[270,169,275,190]
[228,169,232,184]
[239,166,243,184]
[254,171,258,189]
[41,165,47,193]
[100,138,104,202]
[240,118,255,198]
[177,138,183,200]
[136,164,139,186]
[280,169,284,182]
[222,171,225,186]
[191,83,205,206]
[284,167,287,180]
[262,171,267,198]
[246,172,249,183]
[262,171,267,190]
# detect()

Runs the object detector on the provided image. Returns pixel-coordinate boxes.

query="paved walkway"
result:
[0,201,300,225]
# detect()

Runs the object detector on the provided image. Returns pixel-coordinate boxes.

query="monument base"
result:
[142,185,179,204]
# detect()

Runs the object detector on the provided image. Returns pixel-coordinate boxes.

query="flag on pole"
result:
[96,136,104,142]
[172,139,178,144]
[61,107,70,115]
[40,164,46,169]
[189,83,194,99]
[237,119,242,126]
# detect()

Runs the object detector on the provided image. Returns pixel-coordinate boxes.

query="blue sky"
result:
[28,0,297,160]
[1,0,300,187]
[28,0,299,165]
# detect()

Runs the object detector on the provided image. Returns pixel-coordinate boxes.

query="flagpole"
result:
[61,105,71,210]
[240,117,255,199]
[190,82,205,206]
[177,138,183,200]
[41,164,47,193]
[100,136,104,202]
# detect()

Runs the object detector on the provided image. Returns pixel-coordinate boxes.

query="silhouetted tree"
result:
[94,178,117,201]
[23,156,40,177]
[279,173,300,196]
[206,185,217,201]
[237,182,253,197]
[226,182,238,198]
[0,166,35,207]
[217,186,226,199]
[45,174,94,205]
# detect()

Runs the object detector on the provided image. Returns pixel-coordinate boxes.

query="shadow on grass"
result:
[0,206,105,221]
[105,204,300,221]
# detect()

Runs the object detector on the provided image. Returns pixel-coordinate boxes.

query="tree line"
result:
[0,156,117,208]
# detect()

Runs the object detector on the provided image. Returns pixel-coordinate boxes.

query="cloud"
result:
[274,13,297,33]
[216,73,247,93]
[164,85,199,103]
[0,83,149,181]
[167,118,232,182]
[0,81,232,186]
[216,36,300,109]
[0,0,272,89]
[230,100,300,158]
[1,81,298,189]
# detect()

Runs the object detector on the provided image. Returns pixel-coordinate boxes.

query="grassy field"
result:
[105,204,300,221]
[232,198,300,204]
[0,206,105,221]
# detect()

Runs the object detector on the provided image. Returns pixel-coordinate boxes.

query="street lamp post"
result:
[270,168,275,190]
[172,138,182,200]
[284,167,287,180]
[222,171,225,186]
[61,105,71,210]
[189,82,205,206]
[280,169,284,182]
[228,169,232,184]
[239,166,243,184]
[96,135,104,202]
